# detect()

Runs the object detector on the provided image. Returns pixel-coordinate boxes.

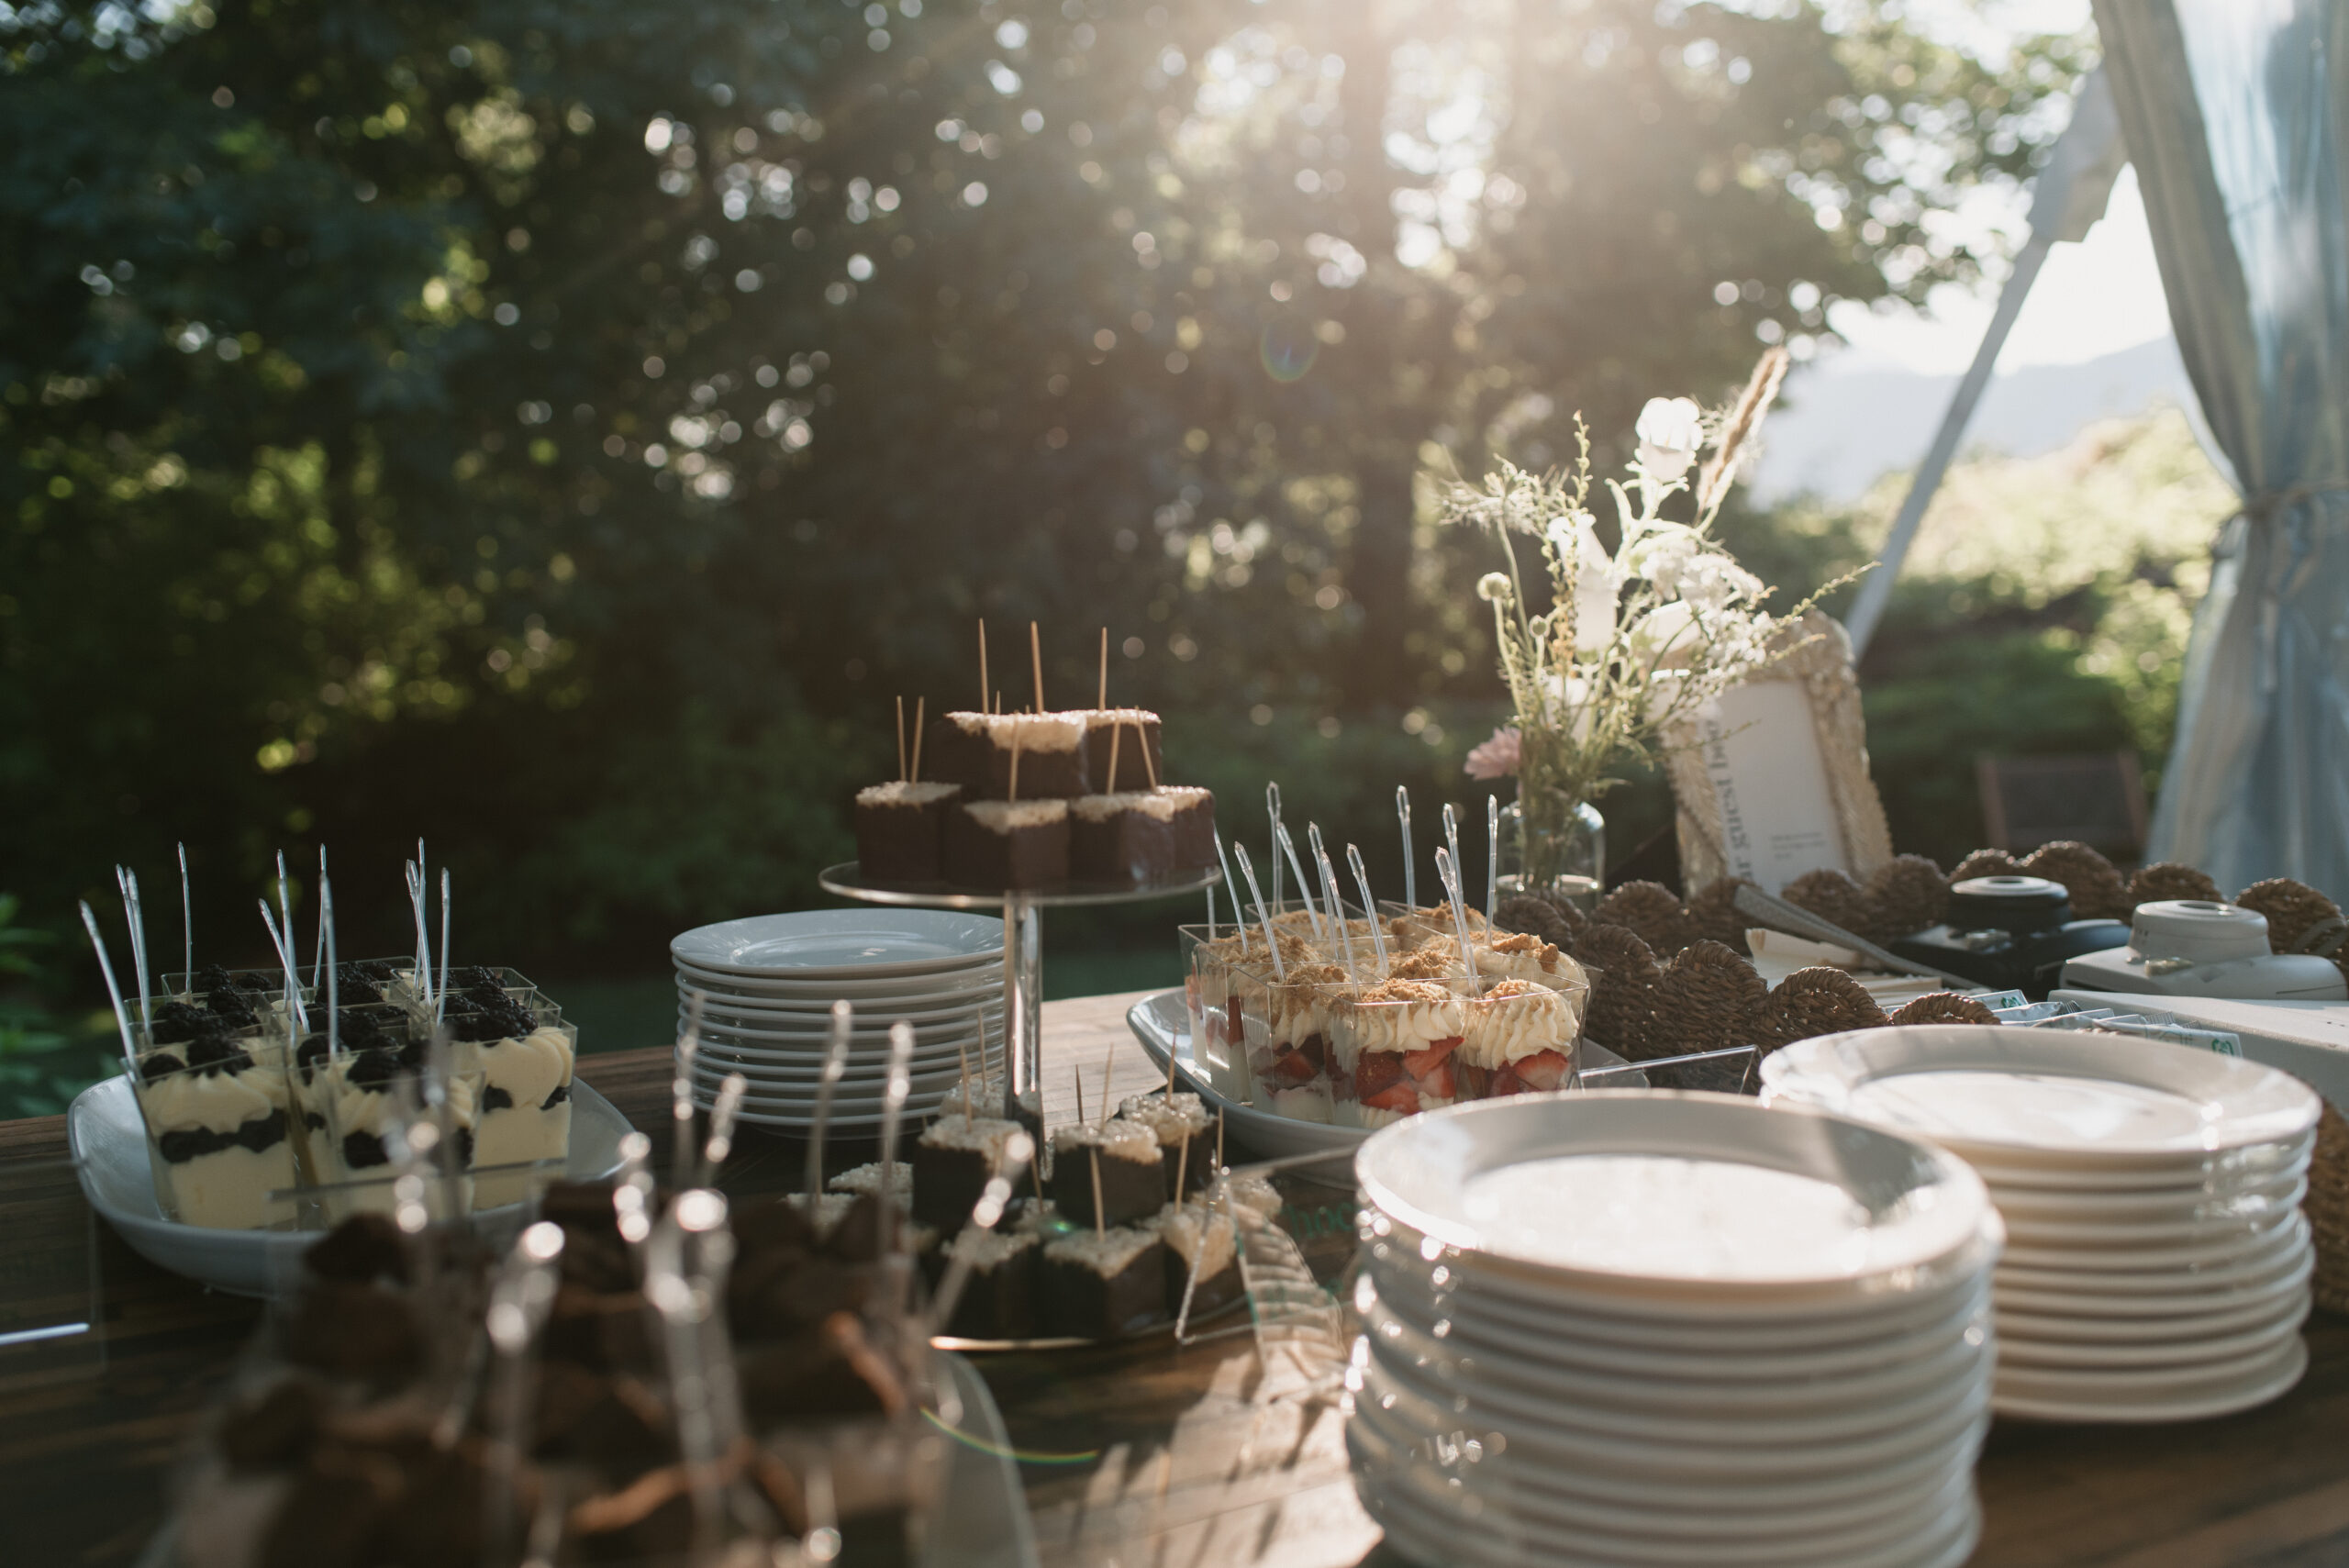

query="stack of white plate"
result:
[1350,1092,2000,1568]
[1763,1025,2321,1422]
[671,910,1004,1131]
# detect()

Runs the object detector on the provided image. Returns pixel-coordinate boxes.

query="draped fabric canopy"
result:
[2094,0,2349,897]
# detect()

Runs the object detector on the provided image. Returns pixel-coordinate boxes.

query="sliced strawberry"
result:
[1270,1047,1319,1085]
[1401,1037,1462,1080]
[1511,1050,1572,1092]
[1453,1062,1489,1100]
[1354,1051,1407,1100]
[1362,1082,1420,1115]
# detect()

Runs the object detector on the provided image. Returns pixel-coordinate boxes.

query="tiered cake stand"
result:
[818,862,1220,1155]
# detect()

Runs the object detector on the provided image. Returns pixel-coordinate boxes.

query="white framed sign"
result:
[1666,611,1893,895]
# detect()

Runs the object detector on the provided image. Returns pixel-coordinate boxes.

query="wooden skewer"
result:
[1141,725,1159,789]
[977,621,989,712]
[1216,1108,1225,1173]
[1164,1038,1178,1098]
[1030,620,1045,715]
[1089,1147,1107,1239]
[1174,1129,1191,1202]
[1106,717,1122,796]
[1099,1051,1114,1129]
[1008,724,1022,802]
[957,1040,973,1118]
[1097,627,1108,709]
[895,695,907,784]
[1073,1063,1085,1127]
[910,697,925,784]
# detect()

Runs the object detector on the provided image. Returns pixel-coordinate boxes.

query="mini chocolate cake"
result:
[1041,1225,1167,1338]
[854,781,962,882]
[941,798,1070,890]
[1068,786,1218,883]
[1152,1198,1243,1318]
[912,1114,1027,1229]
[928,710,1090,799]
[1079,707,1165,794]
[1117,1091,1214,1195]
[1048,1118,1164,1227]
[936,1228,1041,1340]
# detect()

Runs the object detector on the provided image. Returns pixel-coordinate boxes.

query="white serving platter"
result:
[68,1073,635,1298]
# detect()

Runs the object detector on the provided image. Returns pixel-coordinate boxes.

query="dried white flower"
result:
[1475,572,1513,603]
[1635,396,1704,479]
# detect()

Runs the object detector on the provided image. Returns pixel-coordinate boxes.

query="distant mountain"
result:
[1749,337,2203,505]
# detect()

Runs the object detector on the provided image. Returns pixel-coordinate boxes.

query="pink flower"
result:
[1464,726,1521,780]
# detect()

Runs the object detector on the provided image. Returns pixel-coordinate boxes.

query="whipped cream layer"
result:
[857,781,961,808]
[1152,1199,1236,1281]
[1336,979,1468,1068]
[1457,977,1581,1069]
[964,799,1067,833]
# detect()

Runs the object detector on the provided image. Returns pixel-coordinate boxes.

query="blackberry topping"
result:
[351,959,397,984]
[193,962,236,995]
[342,1130,390,1169]
[540,1083,571,1110]
[347,1048,405,1089]
[205,987,258,1029]
[483,1085,515,1112]
[147,1000,206,1044]
[453,1126,475,1166]
[295,1033,332,1072]
[331,964,385,1005]
[140,1051,188,1084]
[157,1110,286,1162]
[452,965,503,991]
[186,1033,254,1074]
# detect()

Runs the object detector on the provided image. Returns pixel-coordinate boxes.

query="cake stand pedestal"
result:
[818,862,1219,1162]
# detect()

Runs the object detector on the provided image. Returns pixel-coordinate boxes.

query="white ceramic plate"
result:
[1345,1403,1966,1543]
[685,1004,1000,1041]
[1346,1394,1978,1551]
[67,1073,636,1298]
[1760,1026,2321,1164]
[1997,1302,2308,1369]
[1347,1398,1983,1568]
[1358,1092,1992,1307]
[671,909,1002,977]
[1989,1168,2308,1222]
[1997,1274,2310,1341]
[1367,1262,1995,1384]
[1361,1293,1991,1433]
[687,992,1002,1027]
[1996,1208,2304,1273]
[1991,1337,2309,1423]
[674,964,1002,1006]
[1993,1242,2315,1318]
[1994,1332,2308,1401]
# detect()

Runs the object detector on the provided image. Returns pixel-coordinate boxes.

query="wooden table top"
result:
[3,987,2345,1568]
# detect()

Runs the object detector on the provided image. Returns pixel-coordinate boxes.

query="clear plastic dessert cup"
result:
[1231,958,1353,1125]
[129,1049,300,1231]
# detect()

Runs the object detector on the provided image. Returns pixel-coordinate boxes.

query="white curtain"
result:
[2095,0,2349,896]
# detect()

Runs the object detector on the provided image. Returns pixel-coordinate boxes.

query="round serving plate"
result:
[1760,1026,2321,1168]
[1992,1241,2314,1318]
[673,961,1002,1003]
[1996,1303,2307,1370]
[818,861,1220,911]
[1361,1296,1990,1440]
[1353,1351,1990,1485]
[1995,1207,2303,1273]
[671,908,1003,979]
[1987,1168,2307,1222]
[1993,1331,2308,1403]
[689,1008,1000,1047]
[1998,1275,2309,1341]
[1347,1404,1982,1568]
[66,1073,637,1298]
[1344,1391,1976,1548]
[1959,1135,2315,1193]
[685,988,1003,1025]
[1991,1336,2309,1424]
[1357,1092,1993,1310]
[1366,1260,1994,1384]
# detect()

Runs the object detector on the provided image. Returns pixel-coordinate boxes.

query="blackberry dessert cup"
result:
[131,1041,298,1230]
[439,984,577,1207]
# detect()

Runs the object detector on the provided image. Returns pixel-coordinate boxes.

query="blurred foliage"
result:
[0,893,115,1118]
[1,0,2093,980]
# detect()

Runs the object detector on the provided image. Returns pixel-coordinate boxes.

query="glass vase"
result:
[1497,786,1605,913]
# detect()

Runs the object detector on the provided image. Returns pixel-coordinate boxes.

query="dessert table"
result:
[4,988,2347,1567]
